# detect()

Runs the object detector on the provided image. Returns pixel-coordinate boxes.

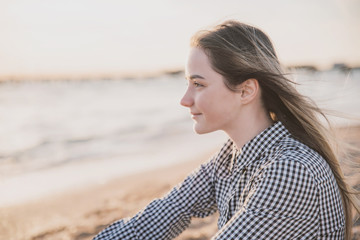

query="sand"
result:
[1,126,359,240]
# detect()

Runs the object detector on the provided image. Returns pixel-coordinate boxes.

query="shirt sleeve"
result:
[212,159,319,239]
[93,156,218,240]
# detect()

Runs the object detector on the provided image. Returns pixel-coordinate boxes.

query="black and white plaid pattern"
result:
[94,121,345,239]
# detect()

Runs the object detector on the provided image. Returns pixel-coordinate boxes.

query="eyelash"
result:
[184,79,204,88]
[193,81,204,87]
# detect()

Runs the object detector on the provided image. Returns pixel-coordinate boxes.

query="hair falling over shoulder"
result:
[190,20,360,239]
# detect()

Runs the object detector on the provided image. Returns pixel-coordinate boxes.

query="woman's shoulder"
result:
[275,136,335,184]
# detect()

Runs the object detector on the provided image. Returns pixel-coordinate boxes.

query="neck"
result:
[225,107,273,150]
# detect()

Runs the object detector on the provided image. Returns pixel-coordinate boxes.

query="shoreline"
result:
[0,130,227,208]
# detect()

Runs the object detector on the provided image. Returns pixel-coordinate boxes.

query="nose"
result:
[180,86,194,108]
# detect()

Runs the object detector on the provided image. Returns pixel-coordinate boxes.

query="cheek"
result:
[195,90,215,112]
[197,89,238,116]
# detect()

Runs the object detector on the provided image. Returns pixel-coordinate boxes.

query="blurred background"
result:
[0,0,359,206]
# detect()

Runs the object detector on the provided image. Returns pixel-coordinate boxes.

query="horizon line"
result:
[1,62,359,82]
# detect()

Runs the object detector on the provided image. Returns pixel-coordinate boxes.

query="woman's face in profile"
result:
[181,47,243,134]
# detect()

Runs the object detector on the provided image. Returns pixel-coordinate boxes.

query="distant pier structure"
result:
[332,63,351,72]
[287,65,318,72]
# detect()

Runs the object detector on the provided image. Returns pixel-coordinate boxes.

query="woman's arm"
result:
[93,157,218,240]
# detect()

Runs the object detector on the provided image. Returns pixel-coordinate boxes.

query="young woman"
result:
[94,20,359,239]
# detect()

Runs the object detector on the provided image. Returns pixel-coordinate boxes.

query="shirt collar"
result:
[233,121,290,169]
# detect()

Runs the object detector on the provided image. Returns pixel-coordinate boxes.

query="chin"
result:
[193,124,214,135]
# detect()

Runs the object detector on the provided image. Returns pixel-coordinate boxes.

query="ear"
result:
[239,78,259,104]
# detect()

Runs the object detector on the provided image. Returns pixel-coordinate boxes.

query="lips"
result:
[191,112,201,115]
[190,112,202,119]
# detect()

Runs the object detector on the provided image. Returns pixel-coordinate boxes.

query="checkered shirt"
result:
[94,121,345,239]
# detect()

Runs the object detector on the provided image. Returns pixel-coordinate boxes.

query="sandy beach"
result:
[1,125,359,240]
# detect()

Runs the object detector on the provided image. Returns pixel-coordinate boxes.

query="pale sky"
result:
[1,0,359,78]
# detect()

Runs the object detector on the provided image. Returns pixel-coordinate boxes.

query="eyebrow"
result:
[187,74,205,80]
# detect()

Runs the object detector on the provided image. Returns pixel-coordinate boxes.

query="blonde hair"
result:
[191,20,360,239]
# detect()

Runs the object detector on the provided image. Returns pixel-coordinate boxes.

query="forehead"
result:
[185,47,213,76]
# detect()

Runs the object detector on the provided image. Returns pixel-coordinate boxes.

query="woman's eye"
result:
[193,81,204,87]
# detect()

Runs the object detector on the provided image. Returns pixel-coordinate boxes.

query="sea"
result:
[0,69,359,206]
